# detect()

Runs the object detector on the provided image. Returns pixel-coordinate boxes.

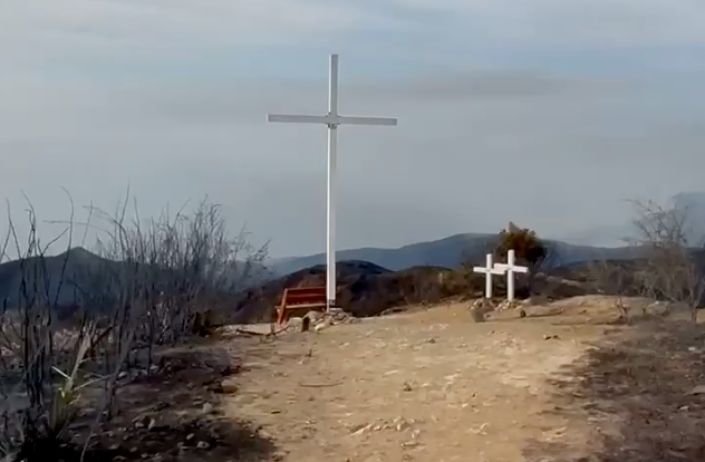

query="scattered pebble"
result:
[196,441,210,450]
[202,403,214,414]
[220,378,238,394]
[687,385,705,396]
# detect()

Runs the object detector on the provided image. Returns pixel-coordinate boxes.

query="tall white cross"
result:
[473,253,505,299]
[267,54,397,310]
[494,249,528,302]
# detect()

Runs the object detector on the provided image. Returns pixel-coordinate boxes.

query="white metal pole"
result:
[507,250,515,302]
[486,254,493,299]
[327,127,337,309]
[326,54,339,310]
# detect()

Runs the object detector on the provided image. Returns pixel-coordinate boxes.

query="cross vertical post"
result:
[267,54,397,313]
[507,250,516,302]
[494,249,529,302]
[326,54,338,309]
[473,253,505,299]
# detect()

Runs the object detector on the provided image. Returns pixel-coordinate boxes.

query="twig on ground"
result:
[235,325,291,337]
[298,381,343,388]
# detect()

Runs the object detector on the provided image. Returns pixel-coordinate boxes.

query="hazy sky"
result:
[2,0,705,257]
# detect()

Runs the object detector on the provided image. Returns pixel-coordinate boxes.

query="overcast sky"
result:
[2,0,705,257]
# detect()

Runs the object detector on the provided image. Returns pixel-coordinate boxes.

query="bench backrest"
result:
[277,286,327,324]
[281,287,326,306]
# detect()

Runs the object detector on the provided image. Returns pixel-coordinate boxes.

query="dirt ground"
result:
[74,296,705,461]
[215,297,705,462]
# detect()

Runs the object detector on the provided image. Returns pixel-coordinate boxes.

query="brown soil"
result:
[76,296,705,461]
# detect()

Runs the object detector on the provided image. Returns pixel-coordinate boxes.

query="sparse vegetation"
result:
[630,200,705,322]
[586,260,631,322]
[495,222,547,295]
[0,194,266,461]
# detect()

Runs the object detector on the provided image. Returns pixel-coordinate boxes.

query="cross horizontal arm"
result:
[494,264,528,273]
[338,116,397,126]
[473,267,505,274]
[268,114,331,124]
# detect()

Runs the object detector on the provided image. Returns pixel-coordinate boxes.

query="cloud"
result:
[1,0,705,256]
[0,0,392,60]
[391,0,705,47]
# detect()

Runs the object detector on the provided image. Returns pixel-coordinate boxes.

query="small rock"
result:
[118,371,128,380]
[401,441,419,449]
[202,403,214,414]
[108,443,121,451]
[186,433,195,442]
[196,441,210,450]
[426,338,436,344]
[543,334,559,340]
[402,382,413,392]
[220,378,238,394]
[469,423,489,435]
[154,402,170,411]
[688,385,705,396]
[271,450,288,461]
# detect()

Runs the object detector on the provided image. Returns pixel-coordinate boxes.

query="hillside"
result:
[231,261,462,323]
[269,233,645,277]
[230,257,600,324]
[0,248,120,316]
[0,247,268,315]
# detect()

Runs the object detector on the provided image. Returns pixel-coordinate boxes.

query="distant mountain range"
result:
[0,232,664,310]
[0,247,268,313]
[268,233,644,277]
[0,248,121,314]
[5,190,705,312]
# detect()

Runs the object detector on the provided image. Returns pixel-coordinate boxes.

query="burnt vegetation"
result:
[0,194,267,461]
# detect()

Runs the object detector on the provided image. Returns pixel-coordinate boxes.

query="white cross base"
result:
[493,249,528,302]
[473,253,505,299]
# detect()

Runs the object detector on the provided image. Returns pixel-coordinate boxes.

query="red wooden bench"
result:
[276,286,327,325]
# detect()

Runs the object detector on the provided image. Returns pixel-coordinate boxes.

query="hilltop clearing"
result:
[63,296,705,461]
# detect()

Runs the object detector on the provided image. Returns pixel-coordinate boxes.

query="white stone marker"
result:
[267,54,397,311]
[473,253,506,299]
[493,249,529,302]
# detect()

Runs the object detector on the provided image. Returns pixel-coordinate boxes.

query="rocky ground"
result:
[67,296,705,461]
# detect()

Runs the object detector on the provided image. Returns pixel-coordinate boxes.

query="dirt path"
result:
[222,303,610,461]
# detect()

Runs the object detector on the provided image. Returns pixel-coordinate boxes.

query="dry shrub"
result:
[0,193,266,460]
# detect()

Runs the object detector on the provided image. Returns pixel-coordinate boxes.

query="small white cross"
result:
[473,253,505,299]
[493,249,528,302]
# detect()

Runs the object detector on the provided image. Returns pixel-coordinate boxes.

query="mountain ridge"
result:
[268,232,644,277]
